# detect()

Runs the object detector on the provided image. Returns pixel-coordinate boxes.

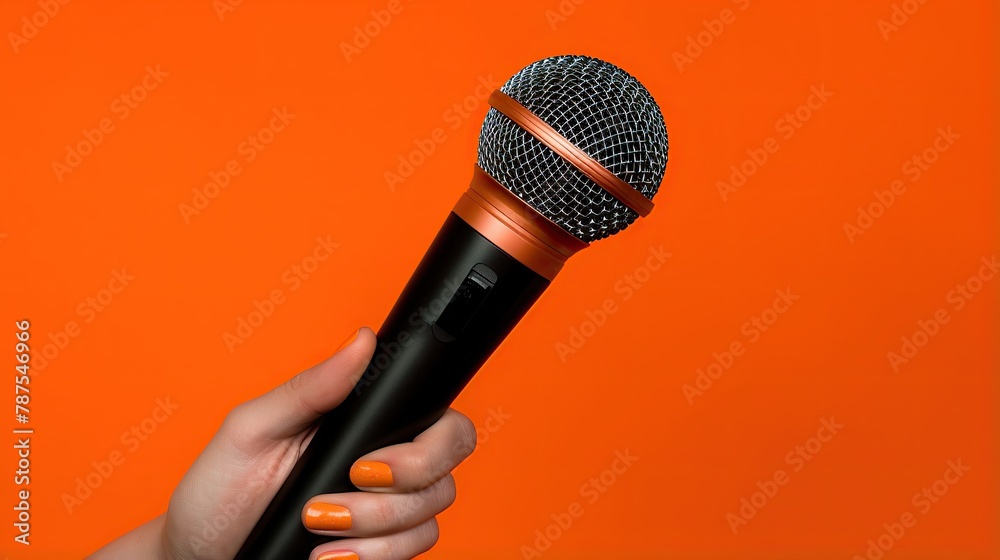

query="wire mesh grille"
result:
[477,55,668,242]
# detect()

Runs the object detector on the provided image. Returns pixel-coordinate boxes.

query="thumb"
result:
[224,327,376,443]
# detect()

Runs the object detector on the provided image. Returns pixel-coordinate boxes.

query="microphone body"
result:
[235,212,550,558]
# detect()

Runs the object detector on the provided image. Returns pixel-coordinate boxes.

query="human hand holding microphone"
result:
[91,328,472,560]
[93,55,668,559]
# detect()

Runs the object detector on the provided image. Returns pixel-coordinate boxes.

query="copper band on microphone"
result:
[453,166,588,281]
[487,90,654,217]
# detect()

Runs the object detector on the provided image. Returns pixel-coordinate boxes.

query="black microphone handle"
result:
[234,212,551,559]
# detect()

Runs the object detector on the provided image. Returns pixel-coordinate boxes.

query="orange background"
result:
[1,0,997,558]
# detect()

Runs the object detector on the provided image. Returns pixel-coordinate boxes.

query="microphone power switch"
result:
[434,264,497,338]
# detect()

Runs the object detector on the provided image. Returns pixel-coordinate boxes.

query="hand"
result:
[90,327,478,560]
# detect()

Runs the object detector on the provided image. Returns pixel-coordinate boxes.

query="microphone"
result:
[234,54,669,558]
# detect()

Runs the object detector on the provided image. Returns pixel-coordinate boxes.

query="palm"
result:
[163,421,316,559]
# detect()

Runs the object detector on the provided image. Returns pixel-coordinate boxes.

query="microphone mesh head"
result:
[477,55,668,242]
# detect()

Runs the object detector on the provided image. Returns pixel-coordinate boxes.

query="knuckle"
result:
[221,403,247,430]
[437,474,457,511]
[452,414,478,460]
[420,518,441,550]
[373,537,396,560]
[282,377,307,411]
[218,405,262,458]
[400,489,425,518]
[408,447,435,484]
[373,496,399,528]
[414,475,455,517]
[220,404,253,440]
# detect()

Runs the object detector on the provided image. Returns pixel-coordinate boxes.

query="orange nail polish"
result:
[304,503,352,531]
[336,329,359,353]
[317,552,359,560]
[350,461,394,487]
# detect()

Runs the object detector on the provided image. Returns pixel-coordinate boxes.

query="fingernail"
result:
[317,552,359,560]
[336,329,360,353]
[351,461,394,487]
[304,503,352,531]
